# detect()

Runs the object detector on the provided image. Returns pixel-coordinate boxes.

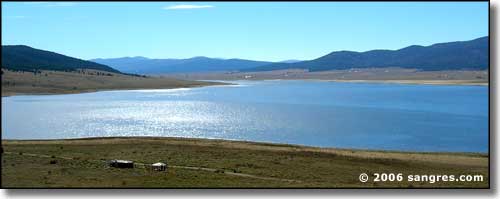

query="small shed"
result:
[109,160,134,168]
[151,162,167,171]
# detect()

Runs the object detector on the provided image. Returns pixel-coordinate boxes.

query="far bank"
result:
[1,69,226,97]
[159,68,489,86]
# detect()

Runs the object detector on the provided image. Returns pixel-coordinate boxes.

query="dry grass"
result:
[1,69,224,96]
[2,137,489,188]
[162,68,489,86]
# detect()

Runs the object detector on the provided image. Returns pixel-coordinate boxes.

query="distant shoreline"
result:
[1,84,223,97]
[2,78,487,97]
[227,78,488,86]
[1,69,228,97]
[160,68,489,86]
[2,68,488,97]
[328,79,488,86]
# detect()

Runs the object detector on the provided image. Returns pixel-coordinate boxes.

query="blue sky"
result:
[2,2,489,61]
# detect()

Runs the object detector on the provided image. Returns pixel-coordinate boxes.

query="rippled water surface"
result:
[2,80,488,152]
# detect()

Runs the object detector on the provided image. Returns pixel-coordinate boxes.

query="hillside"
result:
[245,36,489,72]
[91,56,272,74]
[2,45,120,73]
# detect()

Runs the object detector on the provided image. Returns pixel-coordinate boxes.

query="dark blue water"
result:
[1,80,488,152]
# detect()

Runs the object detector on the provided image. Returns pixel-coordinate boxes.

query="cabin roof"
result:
[152,162,166,166]
[112,160,133,164]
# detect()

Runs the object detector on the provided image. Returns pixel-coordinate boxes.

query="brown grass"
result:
[2,137,489,188]
[162,68,489,86]
[1,69,225,96]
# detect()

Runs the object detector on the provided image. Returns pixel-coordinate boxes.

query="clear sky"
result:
[2,2,489,61]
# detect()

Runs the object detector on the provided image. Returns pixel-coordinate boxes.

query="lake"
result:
[1,80,488,153]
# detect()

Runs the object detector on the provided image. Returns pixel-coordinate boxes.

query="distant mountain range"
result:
[2,45,119,73]
[245,36,489,72]
[2,36,488,75]
[279,59,303,64]
[91,56,273,74]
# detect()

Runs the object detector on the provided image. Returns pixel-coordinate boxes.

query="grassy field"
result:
[162,68,489,86]
[1,69,223,96]
[1,137,489,188]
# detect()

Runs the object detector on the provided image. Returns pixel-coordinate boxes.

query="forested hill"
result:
[245,36,489,72]
[2,45,120,73]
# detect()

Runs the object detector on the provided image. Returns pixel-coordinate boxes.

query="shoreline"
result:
[1,69,230,97]
[1,83,230,97]
[2,78,487,97]
[1,136,487,155]
[162,68,489,86]
[328,79,488,86]
[224,78,488,86]
[2,136,488,187]
[223,78,488,86]
[2,136,488,166]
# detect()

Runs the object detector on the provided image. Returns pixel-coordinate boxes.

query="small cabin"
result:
[151,162,167,171]
[109,160,134,168]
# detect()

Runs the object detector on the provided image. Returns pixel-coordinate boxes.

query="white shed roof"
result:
[114,160,133,163]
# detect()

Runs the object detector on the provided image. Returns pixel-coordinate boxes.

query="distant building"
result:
[151,162,167,171]
[109,160,134,168]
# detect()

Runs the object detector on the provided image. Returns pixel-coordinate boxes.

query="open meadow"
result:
[1,137,489,188]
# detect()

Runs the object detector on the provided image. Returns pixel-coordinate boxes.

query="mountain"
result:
[91,56,273,74]
[245,36,489,72]
[279,59,303,63]
[2,45,120,73]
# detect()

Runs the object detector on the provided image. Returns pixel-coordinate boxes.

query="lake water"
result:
[1,80,488,153]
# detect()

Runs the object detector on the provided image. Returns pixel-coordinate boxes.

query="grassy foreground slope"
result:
[1,69,223,96]
[1,137,488,188]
